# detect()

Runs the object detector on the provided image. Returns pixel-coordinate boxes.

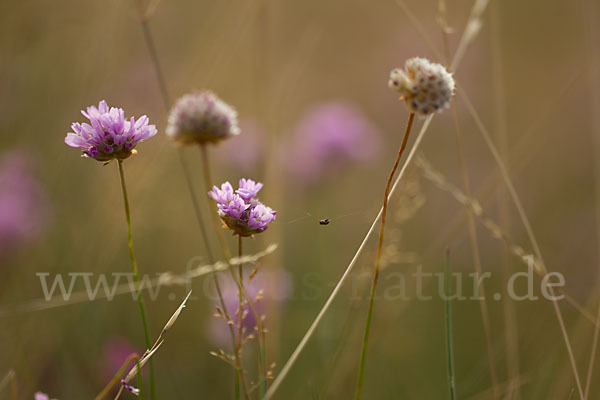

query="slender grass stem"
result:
[117,160,155,399]
[490,3,520,397]
[199,143,269,397]
[438,7,499,396]
[235,236,253,400]
[444,249,456,400]
[197,144,243,399]
[130,3,243,397]
[266,116,433,400]
[457,87,585,400]
[199,144,261,399]
[451,101,499,399]
[238,234,267,397]
[355,112,415,399]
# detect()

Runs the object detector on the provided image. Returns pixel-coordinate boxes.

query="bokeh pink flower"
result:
[286,101,381,184]
[0,152,48,257]
[207,270,293,348]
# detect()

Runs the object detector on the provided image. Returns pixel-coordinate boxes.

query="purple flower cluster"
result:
[65,100,157,162]
[208,179,276,236]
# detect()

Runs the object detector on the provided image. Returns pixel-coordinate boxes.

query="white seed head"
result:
[166,91,240,145]
[388,57,455,116]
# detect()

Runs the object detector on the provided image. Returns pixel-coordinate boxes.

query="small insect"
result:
[286,212,360,226]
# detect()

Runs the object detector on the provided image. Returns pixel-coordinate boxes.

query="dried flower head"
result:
[208,179,276,237]
[166,91,240,145]
[388,57,455,116]
[65,100,157,161]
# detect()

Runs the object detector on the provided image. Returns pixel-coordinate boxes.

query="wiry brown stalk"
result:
[266,116,434,400]
[402,1,584,397]
[355,112,415,399]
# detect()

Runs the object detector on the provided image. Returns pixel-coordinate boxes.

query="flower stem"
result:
[198,145,242,399]
[355,112,415,399]
[445,249,457,400]
[236,235,252,400]
[117,160,155,400]
[237,235,244,385]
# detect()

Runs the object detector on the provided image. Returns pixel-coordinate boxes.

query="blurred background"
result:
[1,0,600,398]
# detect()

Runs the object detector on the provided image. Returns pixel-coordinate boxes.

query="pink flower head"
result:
[208,179,276,236]
[65,100,157,162]
[34,393,50,400]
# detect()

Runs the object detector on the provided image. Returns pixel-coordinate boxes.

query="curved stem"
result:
[265,115,432,400]
[117,160,155,399]
[355,112,415,399]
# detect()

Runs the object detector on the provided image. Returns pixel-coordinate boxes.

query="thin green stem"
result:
[237,235,244,400]
[355,112,415,399]
[445,249,456,400]
[236,236,253,400]
[117,160,155,399]
[130,3,240,397]
[198,144,242,399]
